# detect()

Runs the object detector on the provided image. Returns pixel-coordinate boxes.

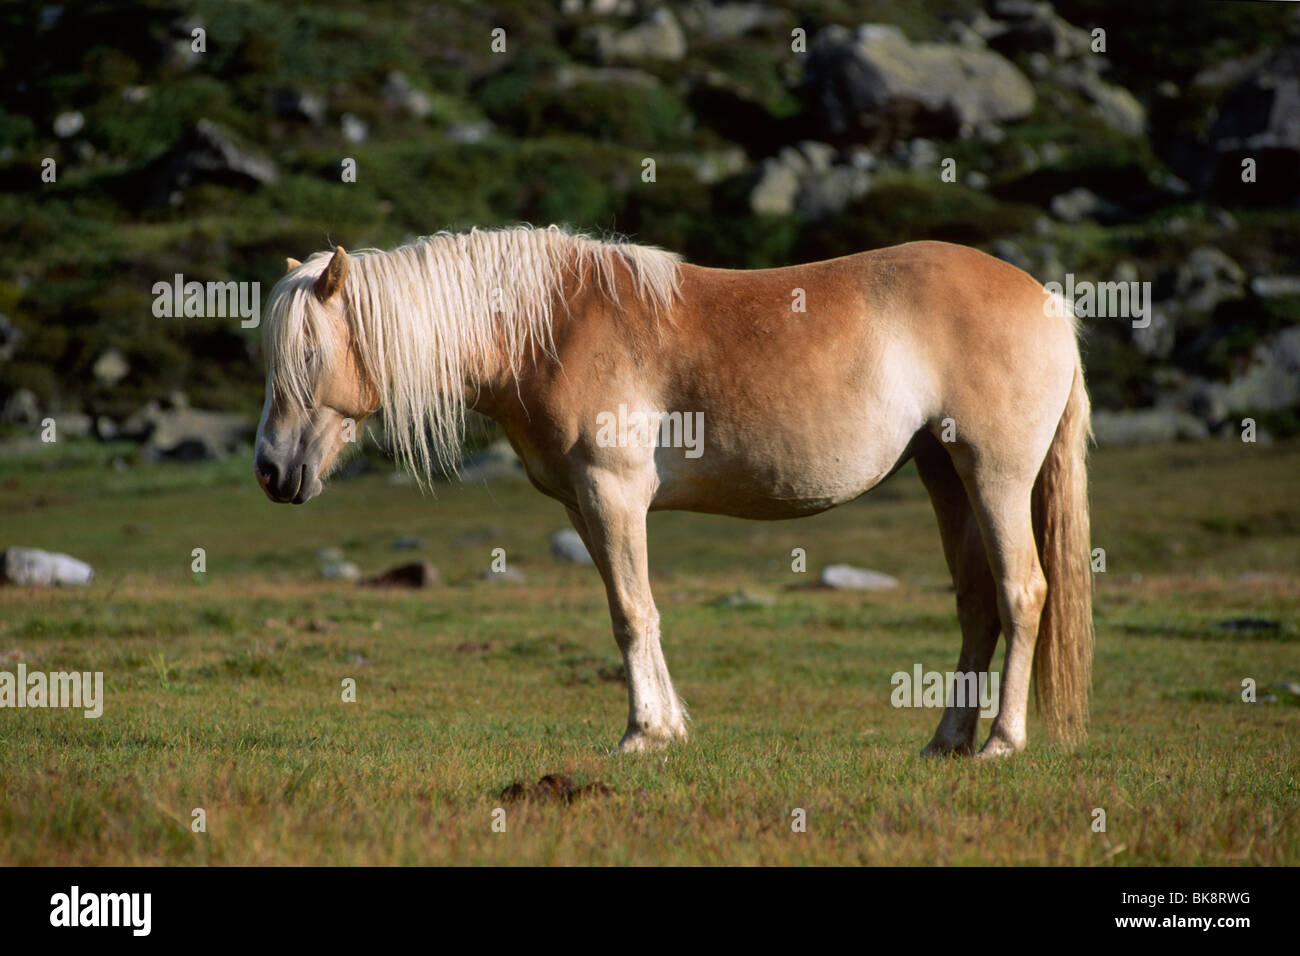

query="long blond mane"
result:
[263,224,682,482]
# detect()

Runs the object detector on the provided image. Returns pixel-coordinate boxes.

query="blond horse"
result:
[255,225,1092,757]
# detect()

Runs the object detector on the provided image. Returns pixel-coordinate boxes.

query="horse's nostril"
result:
[256,458,280,492]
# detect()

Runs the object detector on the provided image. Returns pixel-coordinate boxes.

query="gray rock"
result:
[2,388,40,426]
[550,529,594,565]
[1251,276,1300,299]
[680,2,783,40]
[1174,247,1246,314]
[1,547,94,586]
[592,7,687,62]
[120,400,254,461]
[1091,408,1210,446]
[53,111,84,138]
[443,120,494,145]
[341,113,369,144]
[321,561,362,582]
[804,24,1034,147]
[456,438,525,482]
[711,590,775,607]
[391,535,423,550]
[1208,43,1300,199]
[271,88,327,125]
[1214,326,1300,415]
[381,71,434,119]
[316,547,345,563]
[92,349,130,387]
[749,141,868,218]
[819,564,899,590]
[1049,187,1121,223]
[143,120,276,207]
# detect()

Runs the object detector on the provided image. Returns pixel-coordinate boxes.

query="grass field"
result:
[1,438,1297,865]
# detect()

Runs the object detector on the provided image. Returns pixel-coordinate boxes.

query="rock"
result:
[551,529,593,564]
[340,113,369,143]
[53,111,84,138]
[1049,187,1122,223]
[443,120,494,145]
[679,3,783,40]
[391,535,423,550]
[1,547,94,586]
[2,388,40,426]
[804,24,1035,148]
[1091,408,1210,446]
[1207,43,1300,201]
[142,120,276,207]
[120,401,253,461]
[321,561,362,582]
[92,348,130,387]
[1172,247,1246,315]
[456,438,525,482]
[592,7,687,62]
[362,560,440,588]
[1251,276,1300,299]
[818,564,899,590]
[711,590,775,607]
[315,547,345,563]
[749,141,869,219]
[271,88,327,125]
[481,566,527,583]
[381,71,433,119]
[748,158,800,215]
[1078,75,1146,137]
[1214,326,1300,415]
[0,313,22,361]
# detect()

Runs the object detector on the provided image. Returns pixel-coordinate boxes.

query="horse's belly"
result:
[649,420,917,519]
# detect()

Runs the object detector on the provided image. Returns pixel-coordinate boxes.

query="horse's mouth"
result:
[256,463,322,504]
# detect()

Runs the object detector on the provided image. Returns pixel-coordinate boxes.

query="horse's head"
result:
[255,247,380,504]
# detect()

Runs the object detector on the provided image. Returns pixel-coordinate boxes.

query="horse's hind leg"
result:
[948,449,1048,759]
[914,435,1001,757]
[565,483,688,752]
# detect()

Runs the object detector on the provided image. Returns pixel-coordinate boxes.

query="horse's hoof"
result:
[975,735,1022,759]
[617,724,686,753]
[921,738,973,759]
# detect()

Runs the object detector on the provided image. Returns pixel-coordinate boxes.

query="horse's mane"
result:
[263,224,682,484]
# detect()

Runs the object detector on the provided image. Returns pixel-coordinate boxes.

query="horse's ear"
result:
[285,257,301,272]
[314,246,349,302]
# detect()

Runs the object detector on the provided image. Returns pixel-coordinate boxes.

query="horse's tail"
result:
[1031,361,1093,745]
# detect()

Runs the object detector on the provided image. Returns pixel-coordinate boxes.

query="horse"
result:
[254,224,1092,758]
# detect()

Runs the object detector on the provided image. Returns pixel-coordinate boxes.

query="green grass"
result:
[0,439,1297,864]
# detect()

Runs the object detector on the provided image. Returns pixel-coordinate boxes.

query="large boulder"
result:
[1,548,94,586]
[1207,43,1300,202]
[803,24,1035,148]
[142,120,277,208]
[120,397,254,461]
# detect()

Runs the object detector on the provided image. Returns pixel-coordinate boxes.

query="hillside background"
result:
[2,0,1298,460]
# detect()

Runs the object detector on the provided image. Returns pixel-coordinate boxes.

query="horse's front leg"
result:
[565,485,688,753]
